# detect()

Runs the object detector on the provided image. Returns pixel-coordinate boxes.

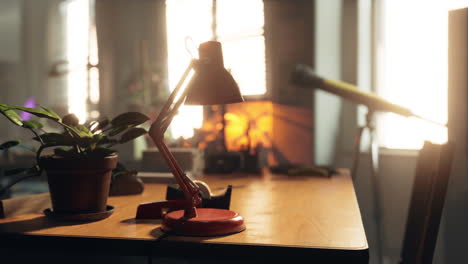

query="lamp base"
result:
[161,208,245,236]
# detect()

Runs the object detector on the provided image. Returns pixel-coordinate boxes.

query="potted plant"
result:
[0,104,149,215]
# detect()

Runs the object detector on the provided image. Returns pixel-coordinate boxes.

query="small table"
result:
[0,170,368,263]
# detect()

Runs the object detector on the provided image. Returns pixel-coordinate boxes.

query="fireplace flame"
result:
[195,102,273,154]
[177,101,313,168]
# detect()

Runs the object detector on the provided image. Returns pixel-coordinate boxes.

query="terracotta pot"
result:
[40,155,118,214]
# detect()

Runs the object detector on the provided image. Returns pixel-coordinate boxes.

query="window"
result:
[376,0,468,149]
[64,0,99,123]
[166,0,266,139]
[216,0,266,96]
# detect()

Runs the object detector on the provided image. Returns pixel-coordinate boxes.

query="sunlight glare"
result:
[66,0,89,123]
[166,0,212,139]
[376,0,468,149]
[165,0,266,139]
[217,0,266,95]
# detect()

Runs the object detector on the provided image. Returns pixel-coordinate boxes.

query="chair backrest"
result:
[0,193,51,219]
[400,141,454,264]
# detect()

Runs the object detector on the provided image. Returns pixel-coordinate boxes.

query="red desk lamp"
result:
[136,41,246,236]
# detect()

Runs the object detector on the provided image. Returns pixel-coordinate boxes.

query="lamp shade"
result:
[185,41,244,105]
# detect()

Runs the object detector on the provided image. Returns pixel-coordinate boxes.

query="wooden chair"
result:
[0,193,51,218]
[399,141,454,264]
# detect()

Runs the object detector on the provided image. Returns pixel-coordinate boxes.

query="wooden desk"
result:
[0,170,368,263]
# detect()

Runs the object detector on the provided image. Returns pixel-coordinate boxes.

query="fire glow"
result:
[198,102,273,154]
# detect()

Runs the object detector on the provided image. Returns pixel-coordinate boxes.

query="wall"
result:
[264,0,315,165]
[348,152,418,264]
[95,0,168,162]
[445,7,468,264]
[0,0,67,141]
[0,0,21,141]
[0,0,20,63]
[314,0,343,166]
[16,0,67,108]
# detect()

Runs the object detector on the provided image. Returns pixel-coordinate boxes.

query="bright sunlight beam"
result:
[65,0,89,123]
[377,0,468,149]
[165,0,266,139]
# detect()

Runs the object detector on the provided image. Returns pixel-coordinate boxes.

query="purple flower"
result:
[20,97,36,121]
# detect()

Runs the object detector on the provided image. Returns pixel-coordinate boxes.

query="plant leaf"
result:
[22,120,44,129]
[119,127,147,144]
[74,124,93,137]
[7,106,60,121]
[76,136,94,147]
[3,165,40,177]
[108,126,128,137]
[54,147,68,157]
[91,119,110,133]
[96,135,118,146]
[0,140,20,150]
[33,133,74,145]
[40,106,61,120]
[59,124,92,140]
[89,147,116,158]
[87,120,98,131]
[111,112,149,128]
[0,104,23,126]
[4,168,28,176]
[53,147,78,158]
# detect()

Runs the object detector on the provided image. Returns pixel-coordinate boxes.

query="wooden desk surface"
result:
[0,170,368,262]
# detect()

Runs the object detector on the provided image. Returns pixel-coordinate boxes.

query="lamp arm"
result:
[137,41,247,232]
[154,140,201,217]
[153,60,196,132]
[158,99,184,135]
[160,85,192,133]
[148,59,202,218]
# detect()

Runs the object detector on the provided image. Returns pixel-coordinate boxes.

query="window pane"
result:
[217,0,266,96]
[222,36,266,95]
[65,0,90,123]
[216,0,264,38]
[376,0,457,149]
[165,0,266,138]
[166,0,212,139]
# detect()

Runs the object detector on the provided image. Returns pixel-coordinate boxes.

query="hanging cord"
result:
[184,37,197,59]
